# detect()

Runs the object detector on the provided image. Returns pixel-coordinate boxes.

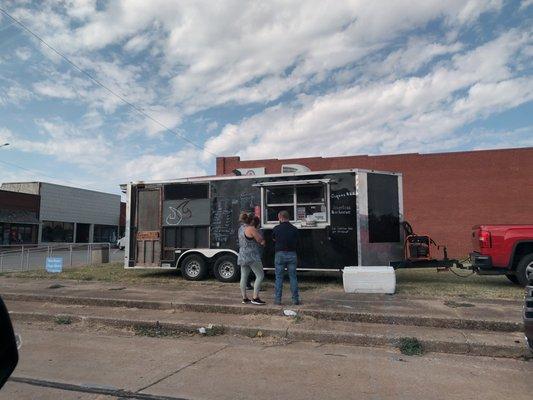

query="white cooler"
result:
[342,266,396,294]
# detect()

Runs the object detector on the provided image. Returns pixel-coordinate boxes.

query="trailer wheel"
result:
[180,254,208,281]
[213,255,240,283]
[505,274,519,284]
[515,253,533,286]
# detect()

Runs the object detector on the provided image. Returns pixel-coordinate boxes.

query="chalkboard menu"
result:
[208,172,358,268]
[210,180,261,248]
[211,198,233,245]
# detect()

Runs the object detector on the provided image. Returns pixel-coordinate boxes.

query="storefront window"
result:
[94,225,118,243]
[42,221,74,242]
[0,223,38,245]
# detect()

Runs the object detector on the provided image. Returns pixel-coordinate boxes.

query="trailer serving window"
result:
[258,180,330,228]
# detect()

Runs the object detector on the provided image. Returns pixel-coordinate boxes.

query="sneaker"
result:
[242,298,251,304]
[251,297,266,305]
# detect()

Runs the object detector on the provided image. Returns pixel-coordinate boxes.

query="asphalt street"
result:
[1,321,531,400]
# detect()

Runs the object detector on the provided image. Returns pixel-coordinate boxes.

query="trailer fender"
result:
[175,249,238,268]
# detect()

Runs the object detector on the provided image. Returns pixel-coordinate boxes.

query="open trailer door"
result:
[356,171,403,266]
[134,187,162,267]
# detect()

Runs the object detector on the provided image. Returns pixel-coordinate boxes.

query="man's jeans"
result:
[274,251,299,302]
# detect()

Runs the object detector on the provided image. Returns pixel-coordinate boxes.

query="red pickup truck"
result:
[470,225,533,286]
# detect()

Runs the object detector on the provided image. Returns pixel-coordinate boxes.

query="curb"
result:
[3,292,523,333]
[9,310,528,359]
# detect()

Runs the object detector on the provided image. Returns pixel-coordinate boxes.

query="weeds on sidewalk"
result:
[54,315,72,325]
[134,321,193,338]
[398,337,424,356]
[198,324,225,336]
[443,300,475,308]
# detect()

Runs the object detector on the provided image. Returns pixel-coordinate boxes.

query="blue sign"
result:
[46,257,63,273]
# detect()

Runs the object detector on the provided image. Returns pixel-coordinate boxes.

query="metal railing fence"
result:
[0,243,114,273]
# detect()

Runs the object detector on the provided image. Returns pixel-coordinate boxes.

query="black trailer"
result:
[123,169,404,282]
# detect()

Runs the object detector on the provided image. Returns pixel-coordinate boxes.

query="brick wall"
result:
[216,147,533,258]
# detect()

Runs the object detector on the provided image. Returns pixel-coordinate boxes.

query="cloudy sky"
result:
[0,0,532,195]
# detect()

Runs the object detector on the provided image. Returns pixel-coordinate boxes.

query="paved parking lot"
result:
[0,248,124,272]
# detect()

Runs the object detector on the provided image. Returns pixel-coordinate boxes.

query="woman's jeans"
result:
[274,251,299,302]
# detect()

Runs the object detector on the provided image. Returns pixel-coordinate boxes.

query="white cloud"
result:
[12,0,505,117]
[0,82,34,106]
[520,0,533,10]
[7,118,112,167]
[1,0,529,195]
[123,149,207,182]
[204,28,533,159]
[142,106,182,137]
[31,56,156,114]
[15,47,31,61]
[0,127,13,144]
[370,38,464,77]
[33,81,77,99]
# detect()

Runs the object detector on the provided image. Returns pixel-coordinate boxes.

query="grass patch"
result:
[395,268,523,300]
[54,315,72,325]
[398,337,424,356]
[1,262,525,300]
[1,263,196,289]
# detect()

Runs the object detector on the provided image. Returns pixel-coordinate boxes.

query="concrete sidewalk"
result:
[0,276,529,358]
[0,277,523,330]
[5,298,527,358]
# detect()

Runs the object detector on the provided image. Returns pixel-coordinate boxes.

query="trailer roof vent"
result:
[281,164,311,174]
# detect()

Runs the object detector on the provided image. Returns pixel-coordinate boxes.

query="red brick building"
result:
[217,147,533,258]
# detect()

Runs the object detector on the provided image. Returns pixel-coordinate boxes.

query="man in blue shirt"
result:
[272,210,300,305]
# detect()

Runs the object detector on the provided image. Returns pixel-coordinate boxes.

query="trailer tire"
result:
[506,274,519,284]
[213,255,240,283]
[180,254,208,281]
[515,253,533,286]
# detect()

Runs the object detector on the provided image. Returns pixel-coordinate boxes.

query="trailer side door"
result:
[135,188,162,267]
[356,172,403,266]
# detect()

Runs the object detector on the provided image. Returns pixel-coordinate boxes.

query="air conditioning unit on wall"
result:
[281,164,311,174]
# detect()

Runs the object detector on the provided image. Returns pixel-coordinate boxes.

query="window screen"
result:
[263,183,328,224]
[266,187,293,204]
[367,174,400,243]
[296,185,324,203]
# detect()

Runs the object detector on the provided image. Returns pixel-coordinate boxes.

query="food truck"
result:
[123,169,404,282]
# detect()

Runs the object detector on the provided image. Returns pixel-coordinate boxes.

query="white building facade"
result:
[0,182,120,245]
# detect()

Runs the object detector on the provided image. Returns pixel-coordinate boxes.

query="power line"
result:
[0,7,218,157]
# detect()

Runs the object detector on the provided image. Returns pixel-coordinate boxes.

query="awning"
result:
[252,179,331,187]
